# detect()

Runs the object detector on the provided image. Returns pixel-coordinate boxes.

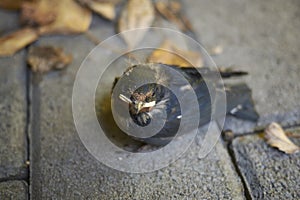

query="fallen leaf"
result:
[118,0,155,48]
[77,0,117,20]
[0,28,38,57]
[0,0,26,10]
[88,2,115,20]
[20,1,56,26]
[169,1,181,13]
[264,122,300,154]
[27,45,72,73]
[147,40,203,67]
[155,1,193,32]
[35,0,92,35]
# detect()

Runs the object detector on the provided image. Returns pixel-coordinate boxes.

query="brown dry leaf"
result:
[0,0,26,10]
[77,0,116,20]
[88,2,115,20]
[169,1,181,13]
[0,28,38,57]
[35,0,92,35]
[118,0,155,48]
[27,45,72,73]
[20,1,56,26]
[264,122,300,154]
[155,1,193,32]
[148,40,203,67]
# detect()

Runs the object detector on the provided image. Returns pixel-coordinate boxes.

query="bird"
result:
[111,63,258,145]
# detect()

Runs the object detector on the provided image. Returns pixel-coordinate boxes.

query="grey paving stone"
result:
[29,16,245,199]
[185,0,300,134]
[0,11,28,180]
[231,128,300,199]
[0,181,28,200]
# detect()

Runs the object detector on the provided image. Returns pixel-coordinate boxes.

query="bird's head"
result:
[119,83,163,127]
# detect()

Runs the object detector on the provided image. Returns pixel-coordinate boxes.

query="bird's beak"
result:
[137,101,156,113]
[119,94,156,113]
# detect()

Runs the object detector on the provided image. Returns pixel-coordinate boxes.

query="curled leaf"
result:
[77,0,117,20]
[88,2,115,20]
[35,0,92,35]
[155,1,193,32]
[147,40,203,67]
[118,0,155,48]
[27,45,72,73]
[0,28,38,57]
[0,0,25,10]
[20,1,56,26]
[264,122,300,154]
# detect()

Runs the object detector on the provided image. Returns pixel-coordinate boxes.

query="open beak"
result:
[137,101,156,113]
[119,94,156,113]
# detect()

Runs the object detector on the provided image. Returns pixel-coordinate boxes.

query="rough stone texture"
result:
[29,16,245,199]
[0,10,28,180]
[232,128,300,199]
[185,0,300,134]
[0,181,28,200]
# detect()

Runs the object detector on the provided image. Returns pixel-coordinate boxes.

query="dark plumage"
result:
[112,63,258,145]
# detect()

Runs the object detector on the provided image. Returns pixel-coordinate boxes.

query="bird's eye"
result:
[145,96,151,102]
[130,96,136,104]
[152,92,156,98]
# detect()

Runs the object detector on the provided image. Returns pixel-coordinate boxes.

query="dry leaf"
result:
[88,2,115,20]
[264,122,300,154]
[77,0,120,4]
[147,40,203,67]
[27,45,72,73]
[21,1,56,26]
[35,0,92,35]
[0,0,26,10]
[118,0,155,48]
[155,1,193,32]
[0,28,38,57]
[169,1,181,13]
[77,0,116,20]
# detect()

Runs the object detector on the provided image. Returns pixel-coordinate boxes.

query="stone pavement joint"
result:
[0,7,29,181]
[231,127,300,199]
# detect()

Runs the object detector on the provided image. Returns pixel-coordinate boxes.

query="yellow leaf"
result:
[118,0,154,48]
[264,122,300,154]
[88,2,115,20]
[36,0,92,35]
[0,28,38,57]
[147,40,203,67]
[155,1,193,32]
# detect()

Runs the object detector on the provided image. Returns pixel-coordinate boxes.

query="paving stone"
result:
[0,10,28,180]
[0,181,28,200]
[231,128,300,199]
[29,16,245,199]
[185,0,300,134]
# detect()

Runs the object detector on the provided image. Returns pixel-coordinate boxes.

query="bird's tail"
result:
[179,66,259,122]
